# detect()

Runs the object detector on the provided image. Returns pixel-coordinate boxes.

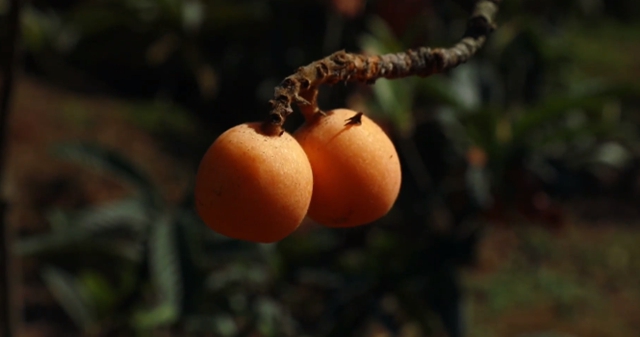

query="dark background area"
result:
[1,0,640,336]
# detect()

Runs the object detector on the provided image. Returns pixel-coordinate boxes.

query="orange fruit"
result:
[195,122,313,243]
[294,109,401,227]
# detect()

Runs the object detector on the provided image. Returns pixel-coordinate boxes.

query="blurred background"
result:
[1,0,640,336]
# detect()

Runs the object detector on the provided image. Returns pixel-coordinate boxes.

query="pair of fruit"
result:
[194,109,402,243]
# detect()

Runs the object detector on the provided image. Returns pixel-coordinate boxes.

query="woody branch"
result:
[265,0,502,135]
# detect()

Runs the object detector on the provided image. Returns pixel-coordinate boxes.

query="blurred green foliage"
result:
[17,143,295,336]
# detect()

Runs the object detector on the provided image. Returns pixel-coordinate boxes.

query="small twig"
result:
[0,0,21,336]
[265,0,501,135]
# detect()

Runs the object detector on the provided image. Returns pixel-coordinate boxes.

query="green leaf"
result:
[16,230,90,256]
[20,6,63,51]
[417,77,471,112]
[369,78,415,132]
[124,100,199,136]
[205,1,271,31]
[41,266,98,331]
[134,214,183,329]
[255,297,285,337]
[511,86,619,143]
[532,122,614,151]
[184,314,238,336]
[205,263,270,292]
[78,271,120,317]
[173,208,207,315]
[75,197,150,233]
[63,3,135,39]
[460,107,500,149]
[360,16,403,54]
[52,143,160,207]
[132,303,179,330]
[15,233,143,262]
[357,15,422,133]
[151,215,183,309]
[46,208,73,232]
[15,197,150,259]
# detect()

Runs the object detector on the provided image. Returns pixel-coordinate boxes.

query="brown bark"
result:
[265,0,502,135]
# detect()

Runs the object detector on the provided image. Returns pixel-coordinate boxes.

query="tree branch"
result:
[265,0,502,135]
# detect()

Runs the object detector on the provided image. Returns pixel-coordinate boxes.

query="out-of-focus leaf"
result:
[459,108,500,151]
[276,228,341,260]
[175,210,216,266]
[16,197,149,258]
[52,143,160,207]
[590,142,632,169]
[64,3,137,39]
[561,22,640,84]
[16,233,143,262]
[184,314,238,336]
[358,15,420,133]
[518,332,577,337]
[370,78,415,132]
[205,1,271,31]
[75,197,149,233]
[418,77,471,112]
[173,208,206,316]
[47,208,73,232]
[41,266,97,331]
[465,166,493,209]
[360,16,403,54]
[181,0,204,32]
[190,207,272,263]
[447,64,482,112]
[533,122,619,152]
[132,304,177,330]
[20,7,53,51]
[256,297,287,337]
[295,268,343,289]
[135,214,182,328]
[78,271,119,317]
[15,231,89,256]
[206,263,271,291]
[150,215,183,308]
[125,100,199,136]
[511,86,619,142]
[92,240,145,262]
[156,0,182,21]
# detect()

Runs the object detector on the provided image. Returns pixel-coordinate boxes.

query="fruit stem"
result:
[344,112,364,126]
[266,0,502,132]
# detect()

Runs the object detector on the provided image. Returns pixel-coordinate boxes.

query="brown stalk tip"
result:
[261,118,285,137]
[344,112,364,126]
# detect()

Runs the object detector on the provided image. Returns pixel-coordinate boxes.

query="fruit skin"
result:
[195,122,313,243]
[294,109,402,227]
